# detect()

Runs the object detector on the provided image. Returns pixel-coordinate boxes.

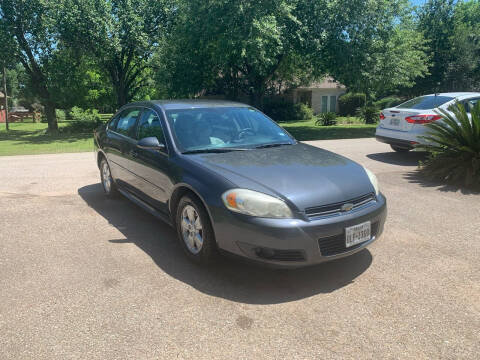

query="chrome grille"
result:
[305,193,376,219]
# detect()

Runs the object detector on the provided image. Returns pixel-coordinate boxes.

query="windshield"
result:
[396,95,454,110]
[165,107,295,152]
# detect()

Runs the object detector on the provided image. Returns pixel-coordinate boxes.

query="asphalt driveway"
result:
[0,138,478,359]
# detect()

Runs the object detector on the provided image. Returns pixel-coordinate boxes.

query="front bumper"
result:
[211,194,387,268]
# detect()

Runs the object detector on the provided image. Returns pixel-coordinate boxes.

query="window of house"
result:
[330,96,337,112]
[322,96,328,113]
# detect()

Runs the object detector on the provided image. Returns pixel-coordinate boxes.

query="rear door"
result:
[105,107,142,189]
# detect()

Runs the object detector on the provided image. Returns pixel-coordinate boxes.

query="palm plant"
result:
[315,112,337,126]
[355,105,380,124]
[417,102,480,187]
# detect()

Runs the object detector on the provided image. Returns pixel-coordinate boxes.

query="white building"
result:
[291,77,346,114]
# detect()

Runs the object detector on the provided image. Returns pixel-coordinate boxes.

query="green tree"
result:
[58,0,175,107]
[161,0,327,108]
[325,0,429,101]
[415,0,456,93]
[0,0,69,130]
[444,0,480,91]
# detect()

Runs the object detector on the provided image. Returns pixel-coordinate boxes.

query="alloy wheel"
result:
[181,205,203,254]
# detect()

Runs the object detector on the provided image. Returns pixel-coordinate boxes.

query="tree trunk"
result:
[113,79,129,107]
[44,102,58,131]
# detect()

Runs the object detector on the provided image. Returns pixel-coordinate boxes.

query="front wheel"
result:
[100,158,118,197]
[175,195,217,265]
[390,145,411,153]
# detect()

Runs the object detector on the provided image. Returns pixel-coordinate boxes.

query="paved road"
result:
[0,139,478,359]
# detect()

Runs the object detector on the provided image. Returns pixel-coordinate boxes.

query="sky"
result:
[411,0,427,5]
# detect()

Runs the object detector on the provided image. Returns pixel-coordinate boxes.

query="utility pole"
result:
[3,66,9,131]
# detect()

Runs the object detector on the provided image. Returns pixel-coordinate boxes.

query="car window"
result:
[165,107,295,152]
[464,98,479,113]
[397,95,454,110]
[108,115,119,130]
[136,109,166,144]
[116,108,141,137]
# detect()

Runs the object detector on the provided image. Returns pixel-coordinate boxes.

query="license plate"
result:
[345,221,371,248]
[389,118,400,126]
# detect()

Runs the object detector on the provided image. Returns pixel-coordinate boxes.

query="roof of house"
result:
[297,76,346,90]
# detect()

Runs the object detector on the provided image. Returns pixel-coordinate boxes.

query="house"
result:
[290,77,346,114]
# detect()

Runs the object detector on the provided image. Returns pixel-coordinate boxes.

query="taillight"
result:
[405,114,442,124]
[379,112,385,121]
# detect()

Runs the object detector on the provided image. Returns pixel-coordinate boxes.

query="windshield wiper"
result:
[182,148,250,154]
[254,142,293,149]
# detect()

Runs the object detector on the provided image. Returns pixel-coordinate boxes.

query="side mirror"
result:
[137,137,166,151]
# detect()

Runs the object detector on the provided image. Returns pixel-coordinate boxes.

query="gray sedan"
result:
[94,100,387,267]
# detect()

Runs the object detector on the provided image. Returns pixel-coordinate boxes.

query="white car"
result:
[375,92,480,152]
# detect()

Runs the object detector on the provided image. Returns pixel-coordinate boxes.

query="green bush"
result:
[296,103,314,121]
[315,112,337,126]
[263,98,313,122]
[69,106,102,123]
[374,96,404,109]
[55,109,66,121]
[338,93,366,116]
[417,102,480,188]
[62,107,103,133]
[356,105,380,124]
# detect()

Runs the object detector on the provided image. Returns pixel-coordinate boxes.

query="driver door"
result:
[129,108,171,213]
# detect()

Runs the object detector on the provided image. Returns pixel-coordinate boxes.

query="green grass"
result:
[281,118,376,141]
[0,122,94,156]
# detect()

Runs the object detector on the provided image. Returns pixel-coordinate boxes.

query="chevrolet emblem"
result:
[341,203,354,212]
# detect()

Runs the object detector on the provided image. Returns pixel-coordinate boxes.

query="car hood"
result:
[185,143,375,210]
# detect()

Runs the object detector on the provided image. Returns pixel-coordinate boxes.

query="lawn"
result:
[0,116,377,156]
[281,118,377,141]
[0,122,94,156]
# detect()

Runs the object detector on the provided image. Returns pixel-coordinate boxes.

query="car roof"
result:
[422,92,480,98]
[125,99,251,111]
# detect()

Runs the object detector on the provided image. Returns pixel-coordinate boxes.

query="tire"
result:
[99,157,119,197]
[175,195,217,265]
[390,145,411,153]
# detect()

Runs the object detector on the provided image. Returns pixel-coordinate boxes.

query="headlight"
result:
[221,189,293,218]
[364,167,379,196]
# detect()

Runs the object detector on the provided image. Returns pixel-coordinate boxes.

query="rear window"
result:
[397,95,454,110]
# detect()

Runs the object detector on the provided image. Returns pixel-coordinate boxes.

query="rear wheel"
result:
[175,195,217,265]
[390,145,411,153]
[100,158,118,197]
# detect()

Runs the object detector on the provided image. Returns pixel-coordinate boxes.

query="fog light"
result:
[255,247,275,259]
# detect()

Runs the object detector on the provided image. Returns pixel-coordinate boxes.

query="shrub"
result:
[338,93,366,116]
[374,96,404,109]
[417,102,480,188]
[55,109,66,121]
[62,107,104,133]
[356,105,380,124]
[315,112,337,126]
[263,98,313,122]
[69,106,102,123]
[296,103,314,121]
